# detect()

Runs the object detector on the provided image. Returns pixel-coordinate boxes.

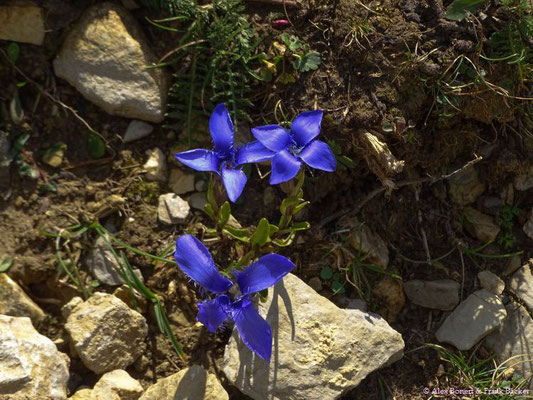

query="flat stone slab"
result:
[403,279,460,311]
[436,289,507,351]
[223,273,404,400]
[53,3,167,122]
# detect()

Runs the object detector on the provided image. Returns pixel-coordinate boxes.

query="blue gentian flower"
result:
[175,104,271,202]
[174,234,295,361]
[250,110,336,184]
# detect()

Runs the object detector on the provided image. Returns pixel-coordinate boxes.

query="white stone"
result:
[168,169,195,195]
[484,302,533,388]
[0,273,45,324]
[0,315,69,399]
[123,120,154,143]
[0,4,45,45]
[92,369,144,400]
[157,193,190,225]
[65,293,148,374]
[144,148,167,182]
[139,365,228,400]
[436,289,507,350]
[223,274,404,400]
[478,270,505,295]
[509,260,533,313]
[403,279,460,311]
[53,3,167,122]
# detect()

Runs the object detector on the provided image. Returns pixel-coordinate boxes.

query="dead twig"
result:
[244,0,300,8]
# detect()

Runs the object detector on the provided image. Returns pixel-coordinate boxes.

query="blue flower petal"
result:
[231,296,272,361]
[251,125,292,152]
[270,150,301,185]
[235,141,276,165]
[174,235,233,293]
[299,140,336,172]
[210,104,234,157]
[197,295,231,332]
[175,149,220,172]
[290,110,323,147]
[221,166,247,203]
[234,254,295,295]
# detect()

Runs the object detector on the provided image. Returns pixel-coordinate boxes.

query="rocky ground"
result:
[1,0,533,399]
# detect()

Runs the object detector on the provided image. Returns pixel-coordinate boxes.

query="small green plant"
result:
[259,33,321,83]
[497,205,521,249]
[427,344,530,398]
[343,17,374,49]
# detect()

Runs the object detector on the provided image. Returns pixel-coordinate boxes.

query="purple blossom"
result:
[174,104,272,202]
[174,234,295,361]
[250,110,336,184]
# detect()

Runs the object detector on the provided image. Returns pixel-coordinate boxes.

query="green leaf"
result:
[320,266,333,280]
[281,33,300,51]
[269,224,279,235]
[293,201,309,215]
[0,254,13,272]
[273,232,296,247]
[291,221,310,231]
[251,218,270,248]
[294,51,321,72]
[445,0,486,21]
[223,226,251,243]
[7,42,19,65]
[204,203,216,220]
[217,201,231,227]
[280,196,299,216]
[87,131,106,159]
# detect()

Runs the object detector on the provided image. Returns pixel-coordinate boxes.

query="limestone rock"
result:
[462,207,500,243]
[0,4,45,45]
[403,279,460,311]
[53,3,167,122]
[350,222,389,268]
[123,120,153,143]
[157,193,190,224]
[144,148,167,182]
[509,261,533,312]
[436,289,507,350]
[69,388,92,400]
[168,169,195,195]
[92,369,144,400]
[65,293,148,374]
[524,207,533,241]
[223,273,404,400]
[0,273,45,324]
[484,302,533,388]
[139,365,228,400]
[0,315,69,399]
[478,270,505,295]
[448,165,485,205]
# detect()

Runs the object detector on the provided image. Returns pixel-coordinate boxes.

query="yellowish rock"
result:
[0,273,45,325]
[0,4,45,45]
